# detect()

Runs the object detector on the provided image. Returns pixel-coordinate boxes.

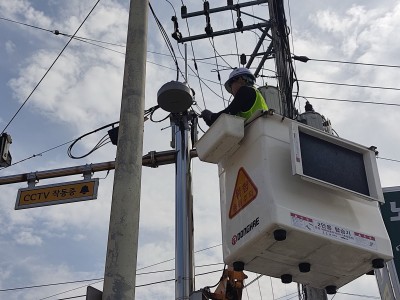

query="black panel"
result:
[299,131,370,196]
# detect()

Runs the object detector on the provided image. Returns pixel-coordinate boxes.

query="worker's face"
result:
[230,77,245,95]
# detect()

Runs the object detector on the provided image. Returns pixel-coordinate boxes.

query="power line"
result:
[0,16,53,33]
[0,0,102,135]
[0,278,103,293]
[257,273,263,299]
[5,15,400,78]
[293,55,400,69]
[377,156,400,163]
[0,263,223,294]
[137,243,222,271]
[336,291,380,299]
[297,95,400,107]
[1,14,228,71]
[39,267,223,300]
[0,139,76,171]
[297,79,400,91]
[179,1,208,109]
[38,279,104,300]
[136,278,175,288]
[56,296,85,300]
[149,2,184,81]
[0,16,125,48]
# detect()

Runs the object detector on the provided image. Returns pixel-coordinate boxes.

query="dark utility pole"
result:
[268,1,327,298]
[267,0,295,118]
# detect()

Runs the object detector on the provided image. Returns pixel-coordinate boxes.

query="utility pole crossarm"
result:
[178,22,269,43]
[181,0,268,19]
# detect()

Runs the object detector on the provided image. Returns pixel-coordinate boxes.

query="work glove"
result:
[200,109,213,126]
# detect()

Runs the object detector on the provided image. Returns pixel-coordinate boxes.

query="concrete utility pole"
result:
[102,0,148,299]
[303,285,328,300]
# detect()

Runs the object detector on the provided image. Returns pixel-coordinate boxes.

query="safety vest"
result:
[237,88,268,120]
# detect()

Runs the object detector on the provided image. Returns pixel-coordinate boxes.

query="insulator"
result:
[236,18,243,30]
[240,54,247,65]
[205,23,213,36]
[181,5,187,16]
[204,1,210,11]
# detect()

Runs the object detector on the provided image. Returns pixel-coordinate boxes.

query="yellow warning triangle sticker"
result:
[229,167,258,219]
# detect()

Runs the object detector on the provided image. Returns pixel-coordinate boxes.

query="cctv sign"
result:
[15,179,99,210]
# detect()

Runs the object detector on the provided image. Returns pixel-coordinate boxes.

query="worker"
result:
[200,68,268,126]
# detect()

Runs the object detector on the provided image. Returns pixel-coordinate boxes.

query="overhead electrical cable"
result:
[137,243,222,272]
[38,279,104,300]
[179,1,208,109]
[5,16,400,71]
[0,16,125,48]
[269,276,275,300]
[0,278,103,292]
[55,296,85,300]
[149,2,184,81]
[1,15,234,86]
[210,38,227,107]
[0,138,76,171]
[0,16,53,33]
[0,0,101,135]
[195,54,238,61]
[293,55,400,69]
[256,273,263,299]
[230,8,240,66]
[298,79,400,91]
[67,121,119,159]
[0,263,223,293]
[136,269,222,288]
[39,267,223,300]
[296,95,400,107]
[72,36,125,55]
[208,39,233,69]
[377,156,400,163]
[337,291,380,299]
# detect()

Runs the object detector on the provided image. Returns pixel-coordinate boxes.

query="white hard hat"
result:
[224,68,256,93]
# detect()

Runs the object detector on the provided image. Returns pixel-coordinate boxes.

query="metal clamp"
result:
[149,151,159,168]
[82,164,93,180]
[26,172,38,188]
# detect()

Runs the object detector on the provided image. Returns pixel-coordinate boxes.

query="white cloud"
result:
[14,231,43,246]
[5,41,16,54]
[0,0,52,28]
[0,1,398,299]
[72,234,86,241]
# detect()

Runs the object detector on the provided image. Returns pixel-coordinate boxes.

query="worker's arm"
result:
[205,86,256,126]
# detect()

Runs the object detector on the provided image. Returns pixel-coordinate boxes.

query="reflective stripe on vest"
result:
[237,88,268,120]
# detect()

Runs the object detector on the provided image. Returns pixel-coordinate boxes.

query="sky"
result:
[0,0,399,299]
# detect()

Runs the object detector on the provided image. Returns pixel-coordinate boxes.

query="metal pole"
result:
[184,43,188,83]
[173,113,194,299]
[102,0,148,299]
